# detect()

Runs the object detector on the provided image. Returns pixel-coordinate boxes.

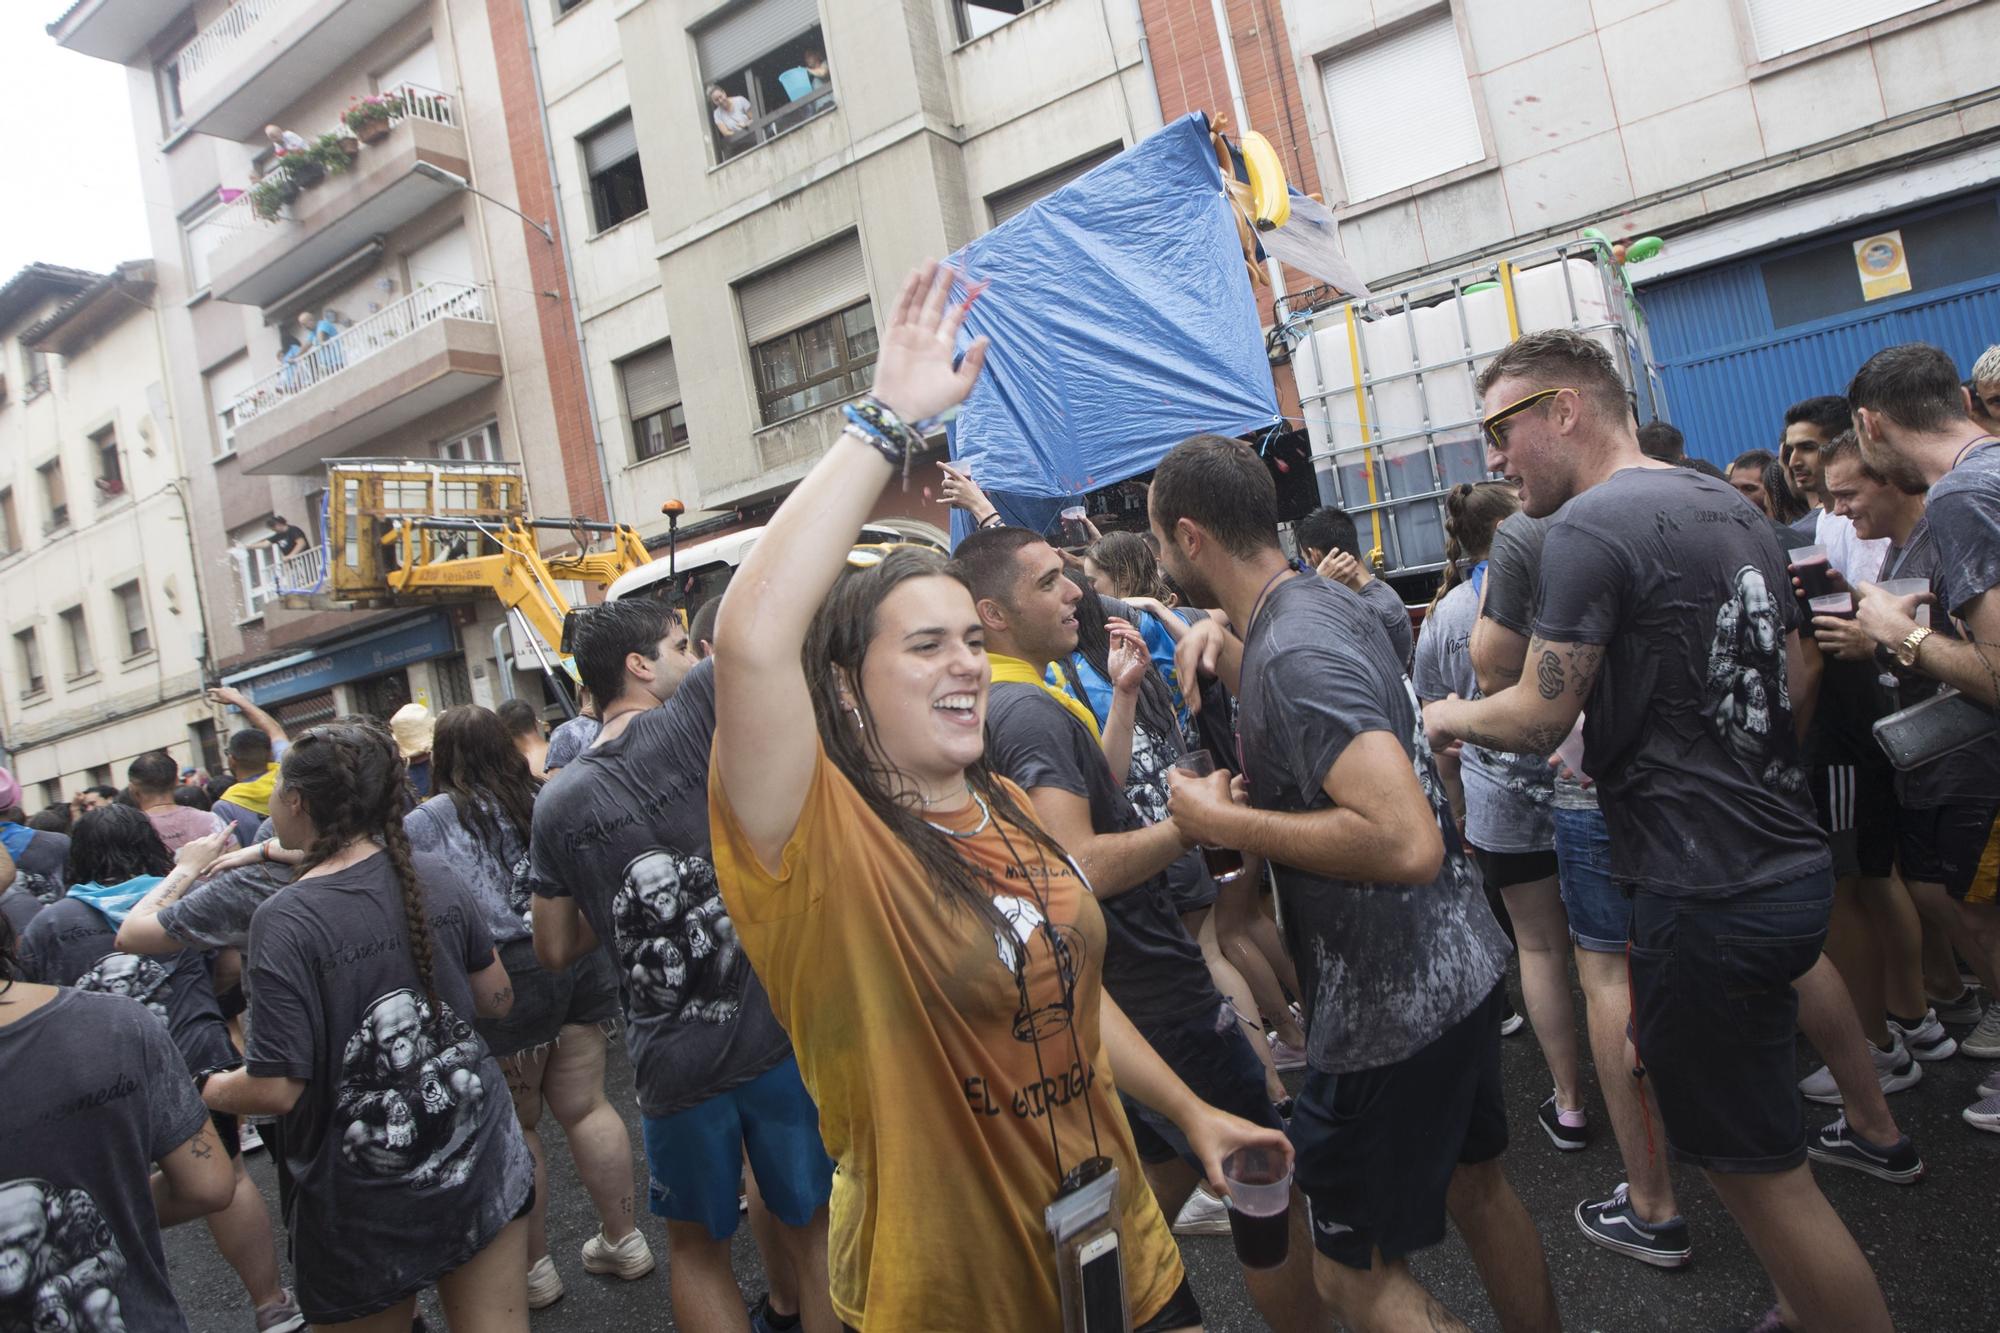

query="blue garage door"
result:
[1638,192,2000,468]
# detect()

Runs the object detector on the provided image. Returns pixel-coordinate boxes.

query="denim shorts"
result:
[1552,806,1628,954]
[1122,1002,1282,1166]
[475,936,620,1060]
[641,1055,834,1240]
[1627,871,1832,1174]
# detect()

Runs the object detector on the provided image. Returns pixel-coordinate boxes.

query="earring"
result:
[847,705,865,733]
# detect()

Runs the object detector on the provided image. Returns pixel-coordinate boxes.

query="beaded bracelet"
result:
[843,397,928,480]
[839,421,906,471]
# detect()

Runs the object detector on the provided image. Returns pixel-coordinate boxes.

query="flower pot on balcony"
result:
[355,119,392,145]
[337,134,362,156]
[287,159,328,190]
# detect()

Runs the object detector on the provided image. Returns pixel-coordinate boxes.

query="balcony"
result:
[46,0,175,63]
[165,0,429,142]
[227,282,502,476]
[209,88,468,309]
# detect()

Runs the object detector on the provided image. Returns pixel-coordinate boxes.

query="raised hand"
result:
[868,262,990,425]
[1106,618,1148,694]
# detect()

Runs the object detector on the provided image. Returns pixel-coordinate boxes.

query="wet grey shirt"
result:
[1414,578,1556,853]
[1481,514,1598,813]
[406,794,533,945]
[0,989,211,1333]
[542,715,601,772]
[1357,575,1415,667]
[156,862,294,954]
[1238,574,1510,1074]
[3,827,70,904]
[1928,442,2000,620]
[530,659,791,1117]
[1533,467,1827,896]
[1,884,43,935]
[1881,516,2000,807]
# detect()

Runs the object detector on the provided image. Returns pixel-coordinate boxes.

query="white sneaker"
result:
[1961,1003,2000,1059]
[1267,1031,1308,1072]
[580,1227,656,1280]
[1977,1072,2000,1099]
[1890,1008,1957,1062]
[1171,1186,1232,1237]
[238,1121,265,1154]
[1964,1093,2000,1134]
[526,1255,564,1309]
[1798,1033,1920,1105]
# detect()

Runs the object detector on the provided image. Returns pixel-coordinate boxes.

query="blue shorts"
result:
[1121,1002,1282,1166]
[1628,871,1832,1174]
[1552,806,1628,954]
[641,1056,834,1240]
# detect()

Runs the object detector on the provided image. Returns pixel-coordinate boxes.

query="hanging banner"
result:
[1853,231,1911,302]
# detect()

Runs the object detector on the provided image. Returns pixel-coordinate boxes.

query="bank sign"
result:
[227,613,458,705]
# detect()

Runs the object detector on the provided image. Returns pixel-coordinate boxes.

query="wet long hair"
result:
[803,547,1070,931]
[1431,481,1520,611]
[431,706,540,851]
[67,805,174,886]
[1087,530,1170,602]
[280,720,439,1015]
[1057,570,1180,745]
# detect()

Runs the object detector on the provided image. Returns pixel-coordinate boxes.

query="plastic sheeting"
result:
[944,113,1278,543]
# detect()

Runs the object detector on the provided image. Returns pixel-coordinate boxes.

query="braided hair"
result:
[280,720,439,1016]
[1430,481,1520,613]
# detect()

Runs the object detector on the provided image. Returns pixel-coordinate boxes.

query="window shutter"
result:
[1321,14,1483,204]
[738,233,867,345]
[620,343,681,418]
[1743,0,1931,60]
[583,114,640,174]
[695,0,822,81]
[987,145,1122,227]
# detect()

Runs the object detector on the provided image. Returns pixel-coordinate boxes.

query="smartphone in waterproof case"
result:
[1873,689,2000,771]
[1076,1232,1124,1333]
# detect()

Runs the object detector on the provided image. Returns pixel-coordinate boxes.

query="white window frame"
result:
[1319,11,1486,205]
[114,580,151,658]
[15,628,45,698]
[438,421,501,462]
[59,605,94,680]
[232,544,278,623]
[1742,0,1935,62]
[206,354,257,458]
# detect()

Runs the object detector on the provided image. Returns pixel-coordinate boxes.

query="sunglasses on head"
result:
[1481,386,1576,451]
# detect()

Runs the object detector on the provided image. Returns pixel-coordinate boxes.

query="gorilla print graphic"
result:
[0,1180,126,1333]
[1704,565,1801,790]
[335,991,488,1191]
[71,955,170,1025]
[612,851,746,1027]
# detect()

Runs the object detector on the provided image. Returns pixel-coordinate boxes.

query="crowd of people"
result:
[2,261,1996,1333]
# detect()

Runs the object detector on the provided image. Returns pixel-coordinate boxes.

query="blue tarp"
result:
[944,112,1279,545]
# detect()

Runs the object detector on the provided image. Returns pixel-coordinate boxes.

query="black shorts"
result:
[209,1110,241,1161]
[1472,846,1560,891]
[475,936,621,1059]
[1812,762,1897,879]
[1898,801,2000,900]
[1122,1002,1282,1166]
[1289,983,1508,1269]
[1628,871,1831,1173]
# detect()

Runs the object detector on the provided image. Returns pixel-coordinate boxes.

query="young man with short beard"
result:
[1422,330,1891,1333]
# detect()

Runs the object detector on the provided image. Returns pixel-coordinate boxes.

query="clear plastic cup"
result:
[1056,505,1091,548]
[1221,1145,1292,1269]
[1172,750,1244,882]
[1790,544,1836,600]
[1810,592,1855,619]
[1878,578,1929,598]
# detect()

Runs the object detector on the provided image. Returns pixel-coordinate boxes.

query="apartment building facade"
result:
[1272,0,2000,462]
[51,0,606,725]
[0,263,215,809]
[524,0,1167,547]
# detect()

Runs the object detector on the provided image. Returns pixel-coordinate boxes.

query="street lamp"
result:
[411,161,553,243]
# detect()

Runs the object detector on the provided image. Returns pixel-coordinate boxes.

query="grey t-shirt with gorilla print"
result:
[529,658,790,1118]
[1532,466,1827,897]
[1238,574,1510,1075]
[0,989,211,1333]
[244,850,532,1323]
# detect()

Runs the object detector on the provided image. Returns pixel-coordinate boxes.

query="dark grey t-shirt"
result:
[1238,575,1510,1074]
[530,659,790,1118]
[1928,442,2000,620]
[0,989,211,1333]
[3,827,70,904]
[1533,467,1827,895]
[1478,514,1596,813]
[984,680,1220,1028]
[542,715,601,772]
[20,896,239,1078]
[156,862,294,954]
[1,884,43,935]
[1880,517,2000,807]
[245,851,531,1322]
[406,793,532,944]
[1357,575,1415,667]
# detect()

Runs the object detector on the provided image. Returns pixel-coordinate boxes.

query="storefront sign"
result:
[225,613,458,705]
[1853,231,1912,301]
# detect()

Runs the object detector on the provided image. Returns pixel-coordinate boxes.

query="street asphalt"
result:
[163,964,2000,1331]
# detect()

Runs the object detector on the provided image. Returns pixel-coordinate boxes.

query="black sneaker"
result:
[1807,1115,1925,1185]
[1537,1093,1589,1152]
[1575,1183,1691,1268]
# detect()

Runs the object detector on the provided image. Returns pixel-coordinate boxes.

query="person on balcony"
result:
[262,124,308,157]
[707,84,754,155]
[241,515,311,559]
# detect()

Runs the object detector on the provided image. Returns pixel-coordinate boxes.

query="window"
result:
[1745,0,1934,60]
[955,0,1051,43]
[582,114,648,232]
[739,235,878,425]
[987,144,1121,226]
[156,58,185,130]
[59,605,93,680]
[233,545,278,620]
[0,489,16,555]
[1320,13,1483,203]
[15,629,43,697]
[114,581,151,657]
[23,349,50,401]
[695,0,834,162]
[38,460,68,532]
[556,0,589,12]
[438,422,501,462]
[205,354,257,456]
[620,343,687,461]
[92,426,124,498]
[183,197,231,293]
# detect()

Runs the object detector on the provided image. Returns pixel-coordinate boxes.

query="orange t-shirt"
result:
[710,744,1183,1331]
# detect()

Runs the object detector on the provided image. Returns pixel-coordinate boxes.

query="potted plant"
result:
[248,171,300,222]
[342,92,406,144]
[306,132,357,176]
[282,152,327,190]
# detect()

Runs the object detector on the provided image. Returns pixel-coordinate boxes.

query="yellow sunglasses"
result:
[1481,386,1576,451]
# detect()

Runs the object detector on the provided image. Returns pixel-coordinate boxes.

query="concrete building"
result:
[50,0,608,727]
[0,262,215,810]
[1270,0,2000,460]
[524,0,1166,545]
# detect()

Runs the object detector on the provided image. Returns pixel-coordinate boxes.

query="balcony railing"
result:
[274,541,328,596]
[228,282,491,425]
[170,0,284,107]
[388,81,455,128]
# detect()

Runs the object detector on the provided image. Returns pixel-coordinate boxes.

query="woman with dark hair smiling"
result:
[709,262,1286,1332]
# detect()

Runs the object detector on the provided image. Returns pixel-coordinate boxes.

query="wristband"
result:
[843,397,927,480]
[839,422,906,471]
[260,840,271,862]
[978,511,1004,529]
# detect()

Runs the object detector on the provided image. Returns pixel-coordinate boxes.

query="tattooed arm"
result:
[1857,583,2000,708]
[1423,637,1603,758]
[152,1118,236,1225]
[469,950,514,1019]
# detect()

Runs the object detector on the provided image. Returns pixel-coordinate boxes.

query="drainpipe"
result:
[1207,0,1287,316]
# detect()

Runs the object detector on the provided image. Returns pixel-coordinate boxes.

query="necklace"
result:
[920,780,972,809]
[1247,564,1296,637]
[1950,434,1999,471]
[924,789,991,839]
